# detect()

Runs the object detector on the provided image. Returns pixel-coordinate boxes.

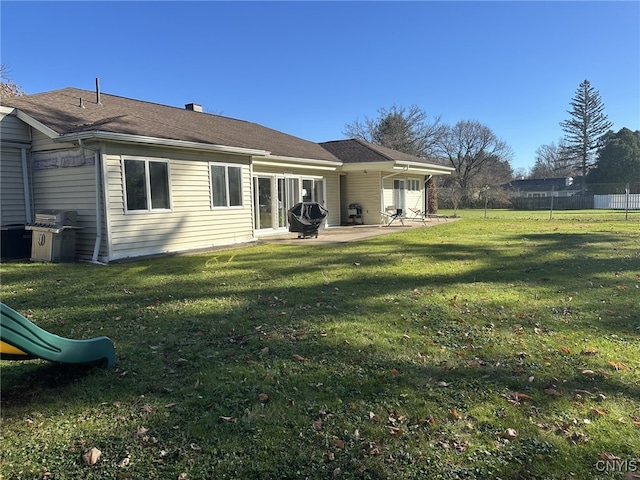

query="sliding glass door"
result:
[277,178,299,228]
[254,175,325,232]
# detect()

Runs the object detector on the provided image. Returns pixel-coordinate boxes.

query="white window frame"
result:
[122,156,172,214]
[210,162,244,209]
[408,179,421,191]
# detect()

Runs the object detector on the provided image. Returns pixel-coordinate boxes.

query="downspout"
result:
[21,147,32,224]
[78,139,104,264]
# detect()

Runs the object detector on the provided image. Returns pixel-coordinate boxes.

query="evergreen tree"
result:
[588,128,640,192]
[560,80,612,189]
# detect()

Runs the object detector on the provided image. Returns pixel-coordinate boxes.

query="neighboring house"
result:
[504,177,582,198]
[320,139,453,224]
[1,87,452,263]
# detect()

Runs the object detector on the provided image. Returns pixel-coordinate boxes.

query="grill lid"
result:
[33,210,77,227]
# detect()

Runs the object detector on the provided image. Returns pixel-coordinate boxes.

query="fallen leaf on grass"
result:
[333,437,345,449]
[312,420,323,431]
[82,447,101,466]
[560,346,571,355]
[258,393,270,403]
[449,408,461,420]
[567,431,587,444]
[420,416,436,426]
[140,405,153,414]
[591,408,608,416]
[220,416,237,423]
[165,403,178,409]
[630,415,640,427]
[388,426,404,435]
[512,392,534,401]
[544,388,563,397]
[117,455,131,467]
[581,348,598,356]
[504,428,518,441]
[598,452,620,461]
[608,361,630,371]
[292,354,307,361]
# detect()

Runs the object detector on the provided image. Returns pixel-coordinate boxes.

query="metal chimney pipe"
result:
[96,78,102,105]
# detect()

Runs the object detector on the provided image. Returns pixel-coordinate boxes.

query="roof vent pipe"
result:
[96,78,102,105]
[79,97,85,108]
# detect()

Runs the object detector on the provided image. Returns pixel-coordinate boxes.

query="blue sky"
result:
[2,1,638,172]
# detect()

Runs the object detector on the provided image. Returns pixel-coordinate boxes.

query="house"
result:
[504,177,582,198]
[320,139,453,224]
[1,86,452,263]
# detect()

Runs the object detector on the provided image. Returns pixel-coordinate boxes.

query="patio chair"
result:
[381,206,405,226]
[407,208,428,225]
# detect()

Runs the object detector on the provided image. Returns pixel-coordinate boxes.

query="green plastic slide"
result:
[0,303,116,367]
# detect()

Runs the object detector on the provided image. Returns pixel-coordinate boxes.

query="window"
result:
[124,159,170,212]
[408,179,421,191]
[211,164,243,207]
[393,179,406,210]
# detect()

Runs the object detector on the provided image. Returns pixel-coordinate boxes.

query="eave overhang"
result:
[56,131,271,157]
[253,154,341,171]
[0,107,60,139]
[342,160,454,175]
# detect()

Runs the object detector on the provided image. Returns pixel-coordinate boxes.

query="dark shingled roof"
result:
[319,138,442,166]
[2,88,340,162]
[505,177,581,193]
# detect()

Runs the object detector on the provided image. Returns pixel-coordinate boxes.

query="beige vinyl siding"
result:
[342,171,381,225]
[323,171,340,226]
[0,110,31,143]
[0,147,29,225]
[406,177,424,213]
[104,152,254,261]
[31,159,98,259]
[0,112,31,225]
[31,129,75,151]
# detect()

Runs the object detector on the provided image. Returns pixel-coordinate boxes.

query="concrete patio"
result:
[259,217,459,245]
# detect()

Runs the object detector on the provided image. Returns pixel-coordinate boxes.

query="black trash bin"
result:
[288,202,328,238]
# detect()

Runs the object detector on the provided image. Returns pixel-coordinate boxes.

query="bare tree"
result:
[0,64,25,98]
[434,120,513,206]
[530,139,577,178]
[343,105,444,158]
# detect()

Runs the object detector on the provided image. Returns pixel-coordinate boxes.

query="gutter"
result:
[78,139,105,264]
[59,131,271,157]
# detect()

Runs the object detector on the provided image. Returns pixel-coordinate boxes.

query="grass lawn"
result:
[1,210,639,479]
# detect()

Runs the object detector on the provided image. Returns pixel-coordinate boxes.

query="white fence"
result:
[594,194,640,210]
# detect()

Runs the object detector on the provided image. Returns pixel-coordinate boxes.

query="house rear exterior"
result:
[1,87,451,263]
